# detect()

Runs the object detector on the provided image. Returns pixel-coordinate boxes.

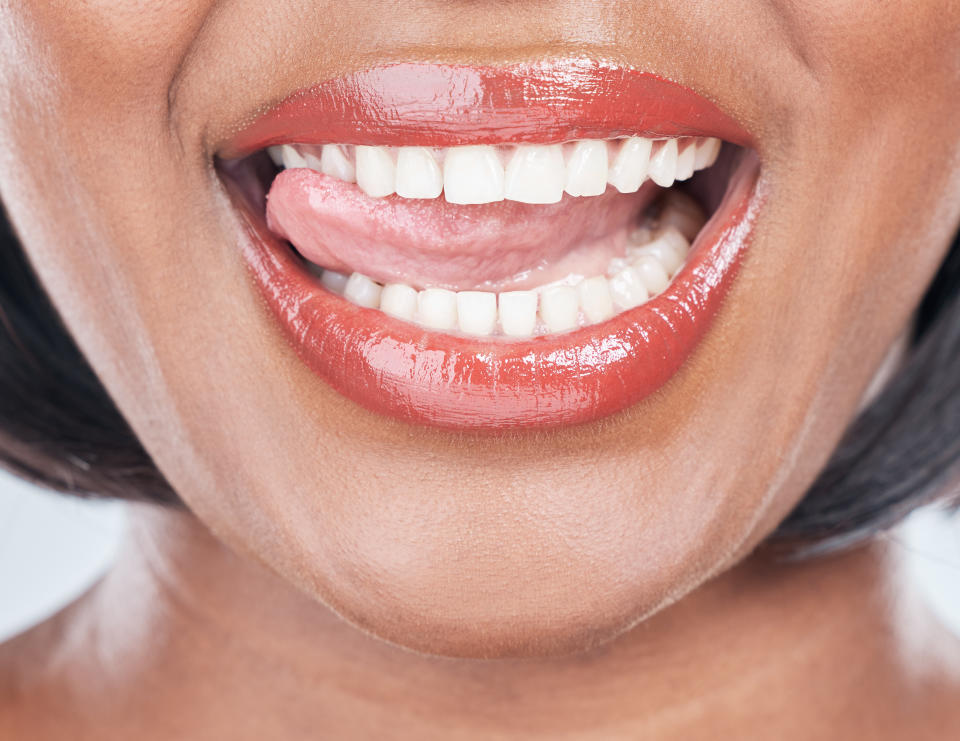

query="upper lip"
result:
[220,58,754,158]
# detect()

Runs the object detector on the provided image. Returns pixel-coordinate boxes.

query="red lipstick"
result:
[224,60,762,429]
[224,59,753,156]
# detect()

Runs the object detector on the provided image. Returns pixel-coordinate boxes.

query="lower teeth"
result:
[309,193,705,339]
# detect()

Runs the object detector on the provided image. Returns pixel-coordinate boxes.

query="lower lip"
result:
[232,153,761,429]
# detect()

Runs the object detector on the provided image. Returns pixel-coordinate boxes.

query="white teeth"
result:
[504,144,566,204]
[417,288,458,330]
[355,146,396,198]
[273,136,724,206]
[539,285,580,333]
[578,276,615,324]
[320,270,349,296]
[609,267,650,310]
[608,137,652,194]
[280,144,308,170]
[605,257,631,277]
[344,272,383,309]
[657,190,707,242]
[564,140,609,197]
[317,248,682,335]
[320,144,357,183]
[380,283,418,321]
[694,137,722,170]
[309,212,692,336]
[302,151,324,172]
[267,146,285,167]
[648,139,679,188]
[631,227,689,276]
[674,142,697,182]
[631,256,671,296]
[456,291,498,336]
[706,138,722,168]
[320,269,349,295]
[443,145,505,204]
[395,147,444,199]
[498,291,539,337]
[630,225,654,246]
[286,134,715,334]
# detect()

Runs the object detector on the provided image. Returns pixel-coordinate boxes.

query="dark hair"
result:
[1,206,958,551]
[777,230,960,555]
[0,209,178,505]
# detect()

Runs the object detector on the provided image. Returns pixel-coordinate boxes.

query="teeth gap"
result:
[312,189,704,339]
[265,135,723,204]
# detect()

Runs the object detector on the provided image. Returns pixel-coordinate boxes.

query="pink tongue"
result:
[265,168,658,290]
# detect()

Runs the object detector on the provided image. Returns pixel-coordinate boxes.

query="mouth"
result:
[218,59,763,429]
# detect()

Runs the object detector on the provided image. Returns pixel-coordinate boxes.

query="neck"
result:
[27,506,960,740]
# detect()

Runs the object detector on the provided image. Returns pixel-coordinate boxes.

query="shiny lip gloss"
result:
[223,60,764,429]
[223,59,754,155]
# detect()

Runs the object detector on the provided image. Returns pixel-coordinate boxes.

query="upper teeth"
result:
[269,136,721,205]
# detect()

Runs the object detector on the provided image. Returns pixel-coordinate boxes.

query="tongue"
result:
[266,168,658,291]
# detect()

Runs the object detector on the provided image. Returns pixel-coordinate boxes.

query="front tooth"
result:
[631,256,670,296]
[578,276,614,324]
[281,144,308,170]
[565,140,609,197]
[417,288,458,330]
[539,285,579,333]
[320,144,357,183]
[395,147,443,199]
[648,139,679,187]
[674,141,697,181]
[456,291,497,336]
[694,137,722,170]
[608,137,652,193]
[609,267,650,309]
[267,146,285,167]
[344,273,382,308]
[443,145,505,204]
[320,269,349,294]
[504,144,565,204]
[380,283,418,321]
[632,227,689,276]
[355,146,396,198]
[498,291,538,337]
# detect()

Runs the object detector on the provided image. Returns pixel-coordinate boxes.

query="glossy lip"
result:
[222,59,754,157]
[222,60,763,429]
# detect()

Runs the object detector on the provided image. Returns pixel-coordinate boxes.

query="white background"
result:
[2,468,960,643]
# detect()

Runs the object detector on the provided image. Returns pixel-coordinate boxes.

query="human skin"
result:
[1,0,960,737]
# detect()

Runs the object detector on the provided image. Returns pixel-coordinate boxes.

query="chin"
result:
[211,459,772,659]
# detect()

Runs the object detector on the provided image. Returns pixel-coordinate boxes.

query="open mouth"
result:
[219,60,763,429]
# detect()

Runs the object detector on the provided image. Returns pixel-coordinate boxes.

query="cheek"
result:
[774,0,960,82]
[5,1,217,90]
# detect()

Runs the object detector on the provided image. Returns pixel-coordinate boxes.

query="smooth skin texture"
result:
[1,0,960,737]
